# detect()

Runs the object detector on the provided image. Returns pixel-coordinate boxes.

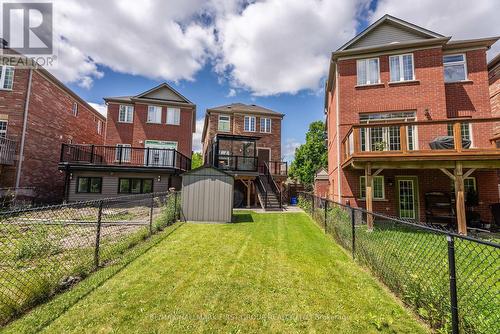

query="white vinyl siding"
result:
[218,115,230,132]
[389,54,414,82]
[0,66,14,90]
[119,105,134,123]
[360,176,385,200]
[357,58,380,85]
[244,116,256,132]
[443,54,467,82]
[166,107,180,125]
[147,105,162,123]
[260,118,271,133]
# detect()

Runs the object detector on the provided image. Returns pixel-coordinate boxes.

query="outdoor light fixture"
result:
[157,175,161,182]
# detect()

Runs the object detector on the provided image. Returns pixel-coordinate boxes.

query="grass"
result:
[3,211,428,333]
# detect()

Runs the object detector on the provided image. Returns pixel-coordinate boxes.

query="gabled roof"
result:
[207,103,283,117]
[104,82,194,106]
[338,14,444,51]
[315,167,328,180]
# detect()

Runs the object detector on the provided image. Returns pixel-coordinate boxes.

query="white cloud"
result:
[370,0,500,60]
[87,102,107,117]
[283,138,301,162]
[226,88,236,97]
[192,118,205,152]
[215,0,363,96]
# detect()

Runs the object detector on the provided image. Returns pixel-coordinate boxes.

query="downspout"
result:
[15,69,33,189]
[335,63,342,202]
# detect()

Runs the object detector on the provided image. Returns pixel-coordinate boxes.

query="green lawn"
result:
[3,211,428,333]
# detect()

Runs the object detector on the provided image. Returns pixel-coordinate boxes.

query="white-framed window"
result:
[443,54,467,82]
[97,120,102,135]
[0,66,14,90]
[389,54,415,82]
[72,102,78,116]
[218,115,230,132]
[0,120,7,137]
[147,105,162,123]
[244,116,256,132]
[360,176,385,200]
[115,144,131,162]
[119,105,134,123]
[166,107,180,125]
[447,123,472,146]
[357,58,380,85]
[260,117,271,133]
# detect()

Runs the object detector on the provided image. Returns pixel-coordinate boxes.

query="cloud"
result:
[282,138,301,162]
[226,88,236,97]
[192,118,205,153]
[87,102,107,117]
[370,0,500,60]
[215,0,363,95]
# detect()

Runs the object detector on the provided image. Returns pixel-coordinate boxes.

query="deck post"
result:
[453,122,463,152]
[454,162,467,235]
[400,125,408,154]
[365,163,374,231]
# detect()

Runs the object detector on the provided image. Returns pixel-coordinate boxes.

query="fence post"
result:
[446,235,460,334]
[351,207,356,259]
[94,200,103,268]
[174,192,178,221]
[324,199,328,234]
[149,193,154,235]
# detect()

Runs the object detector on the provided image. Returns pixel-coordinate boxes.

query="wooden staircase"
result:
[256,162,282,211]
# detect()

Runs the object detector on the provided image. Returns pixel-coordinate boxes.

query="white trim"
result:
[360,175,385,200]
[0,120,7,137]
[0,65,14,90]
[115,143,132,162]
[118,105,134,123]
[443,53,468,82]
[396,176,419,219]
[356,58,380,85]
[243,115,256,132]
[336,63,341,200]
[166,107,180,125]
[389,53,415,82]
[260,117,272,133]
[218,114,231,132]
[147,105,162,124]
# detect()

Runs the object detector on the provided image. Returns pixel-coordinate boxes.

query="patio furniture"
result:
[429,136,471,150]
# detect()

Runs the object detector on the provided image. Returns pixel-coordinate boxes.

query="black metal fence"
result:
[0,191,181,325]
[299,192,499,334]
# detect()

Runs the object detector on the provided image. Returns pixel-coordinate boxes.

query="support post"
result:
[454,162,467,235]
[174,191,178,221]
[447,235,460,334]
[149,193,154,235]
[453,122,463,152]
[400,125,408,154]
[324,200,328,233]
[351,207,356,259]
[94,200,103,268]
[365,163,374,231]
[246,180,251,208]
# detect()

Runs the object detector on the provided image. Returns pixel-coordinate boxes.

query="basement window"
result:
[360,176,385,200]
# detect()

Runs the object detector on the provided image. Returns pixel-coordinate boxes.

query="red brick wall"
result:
[0,68,105,202]
[105,102,194,157]
[314,179,329,198]
[489,61,500,133]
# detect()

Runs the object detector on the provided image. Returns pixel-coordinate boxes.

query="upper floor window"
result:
[97,120,103,135]
[218,115,230,132]
[0,120,7,137]
[166,107,180,125]
[0,66,14,90]
[72,102,78,116]
[244,116,256,132]
[443,54,467,82]
[260,117,271,133]
[389,54,414,82]
[147,105,162,123]
[119,105,134,123]
[357,58,380,85]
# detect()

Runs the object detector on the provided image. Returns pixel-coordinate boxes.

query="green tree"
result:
[289,121,327,186]
[191,152,203,169]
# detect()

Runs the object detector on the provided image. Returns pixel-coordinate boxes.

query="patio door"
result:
[257,148,270,173]
[144,140,177,167]
[396,177,419,219]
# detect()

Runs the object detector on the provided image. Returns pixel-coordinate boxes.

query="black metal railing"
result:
[268,161,288,176]
[60,144,191,171]
[0,137,17,165]
[263,162,282,208]
[0,191,181,326]
[298,192,499,334]
[216,154,258,172]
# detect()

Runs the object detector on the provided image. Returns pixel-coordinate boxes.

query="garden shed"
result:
[181,166,234,222]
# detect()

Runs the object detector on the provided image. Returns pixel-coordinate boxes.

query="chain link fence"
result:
[299,192,499,334]
[0,191,180,325]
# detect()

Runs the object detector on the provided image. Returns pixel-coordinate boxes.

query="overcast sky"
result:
[3,0,499,159]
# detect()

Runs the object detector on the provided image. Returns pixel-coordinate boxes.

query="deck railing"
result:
[0,137,17,165]
[60,144,191,171]
[342,117,500,164]
[216,154,258,172]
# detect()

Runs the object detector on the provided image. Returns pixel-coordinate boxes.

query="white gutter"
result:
[15,69,32,189]
[335,64,342,201]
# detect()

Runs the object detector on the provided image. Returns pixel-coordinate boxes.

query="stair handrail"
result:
[255,176,268,209]
[263,162,282,209]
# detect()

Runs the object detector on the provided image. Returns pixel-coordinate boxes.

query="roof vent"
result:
[251,104,256,106]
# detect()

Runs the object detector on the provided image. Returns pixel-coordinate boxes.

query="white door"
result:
[144,140,177,167]
[398,178,417,219]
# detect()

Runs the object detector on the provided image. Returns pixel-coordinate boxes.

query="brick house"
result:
[325,15,500,234]
[0,47,105,203]
[59,84,195,201]
[488,54,500,140]
[201,103,287,209]
[314,168,329,198]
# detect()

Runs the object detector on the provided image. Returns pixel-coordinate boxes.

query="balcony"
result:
[59,144,191,171]
[341,117,500,169]
[0,137,17,165]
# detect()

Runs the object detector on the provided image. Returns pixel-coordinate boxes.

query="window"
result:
[118,178,153,194]
[166,107,180,125]
[451,177,477,195]
[447,123,472,145]
[357,58,380,85]
[244,116,256,132]
[218,115,230,132]
[389,54,414,82]
[76,177,102,193]
[0,66,14,90]
[147,105,162,123]
[119,105,134,123]
[97,120,103,135]
[360,176,385,200]
[444,54,467,82]
[115,144,131,162]
[0,121,7,137]
[260,118,271,133]
[72,102,78,116]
